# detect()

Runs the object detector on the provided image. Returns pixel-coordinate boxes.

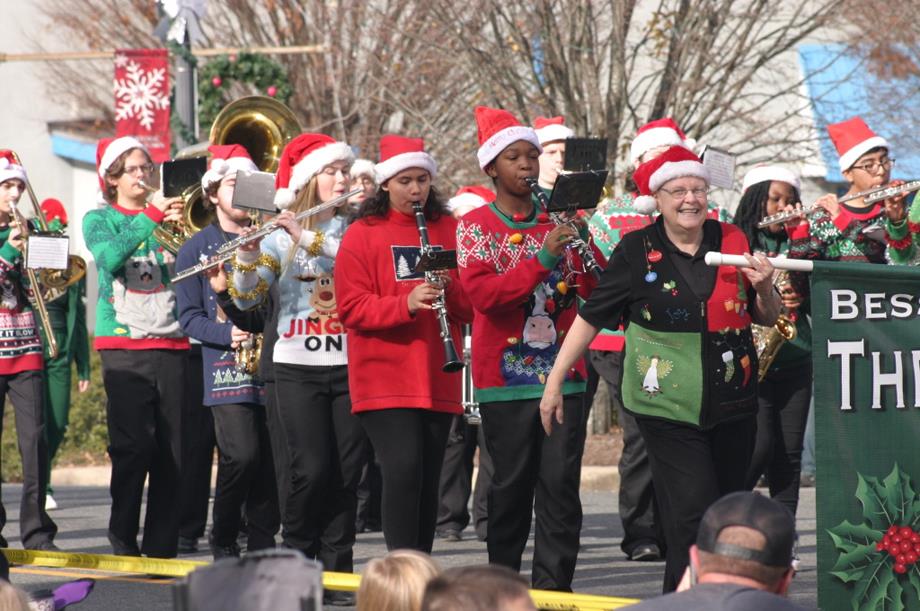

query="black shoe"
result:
[436,529,462,542]
[800,472,816,488]
[210,540,241,560]
[628,543,662,562]
[26,541,60,552]
[177,536,199,554]
[108,533,141,557]
[323,590,356,606]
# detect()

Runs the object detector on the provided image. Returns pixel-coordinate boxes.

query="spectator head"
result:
[421,565,535,611]
[356,550,442,611]
[692,491,797,594]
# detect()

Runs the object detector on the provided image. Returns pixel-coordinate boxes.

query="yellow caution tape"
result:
[1,548,639,609]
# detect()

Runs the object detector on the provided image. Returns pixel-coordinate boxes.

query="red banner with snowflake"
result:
[114,49,170,163]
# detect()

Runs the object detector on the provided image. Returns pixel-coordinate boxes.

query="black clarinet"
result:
[525,178,603,280]
[412,201,464,373]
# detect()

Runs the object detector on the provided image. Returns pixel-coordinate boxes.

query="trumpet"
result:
[171,187,362,283]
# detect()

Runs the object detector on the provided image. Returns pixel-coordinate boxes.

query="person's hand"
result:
[813,193,840,220]
[539,384,564,435]
[781,202,805,234]
[274,210,303,244]
[428,269,451,288]
[230,326,250,349]
[237,226,263,253]
[544,224,577,257]
[207,265,228,293]
[739,253,775,296]
[407,282,442,314]
[150,191,183,220]
[779,282,803,311]
[78,379,90,393]
[7,225,24,251]
[883,179,907,223]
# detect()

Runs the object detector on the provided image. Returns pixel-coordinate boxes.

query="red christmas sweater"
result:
[335,208,473,414]
[457,203,605,403]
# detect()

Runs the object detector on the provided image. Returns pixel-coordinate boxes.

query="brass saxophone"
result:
[752,269,797,381]
[235,332,263,376]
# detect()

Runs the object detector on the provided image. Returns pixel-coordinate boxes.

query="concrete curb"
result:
[52,464,620,492]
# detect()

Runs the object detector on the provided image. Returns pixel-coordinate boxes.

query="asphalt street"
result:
[1,485,817,610]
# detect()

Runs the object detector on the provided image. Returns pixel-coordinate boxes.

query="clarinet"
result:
[412,201,464,373]
[524,178,603,280]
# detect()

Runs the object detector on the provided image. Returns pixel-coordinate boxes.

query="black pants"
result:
[745,365,812,516]
[210,402,279,550]
[436,415,492,540]
[590,350,663,556]
[355,443,382,532]
[480,396,584,591]
[358,408,453,553]
[274,363,364,572]
[636,414,756,593]
[262,380,289,521]
[101,349,186,558]
[0,370,56,548]
[178,346,215,542]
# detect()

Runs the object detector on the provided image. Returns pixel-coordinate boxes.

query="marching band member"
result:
[82,137,187,557]
[436,185,496,544]
[533,116,574,192]
[347,158,377,216]
[543,145,780,592]
[336,135,472,553]
[733,166,812,517]
[583,118,692,564]
[230,134,364,591]
[788,117,905,266]
[456,107,602,591]
[0,152,58,550]
[174,144,278,559]
[38,198,90,512]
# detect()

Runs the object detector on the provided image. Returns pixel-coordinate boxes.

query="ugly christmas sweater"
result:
[82,204,188,351]
[456,203,604,403]
[335,208,473,414]
[232,214,347,367]
[579,218,758,429]
[0,228,43,374]
[883,193,920,265]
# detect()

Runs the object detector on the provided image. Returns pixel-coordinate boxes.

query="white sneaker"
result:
[44,494,58,511]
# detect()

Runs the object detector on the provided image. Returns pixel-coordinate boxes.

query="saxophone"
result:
[235,333,263,376]
[751,269,797,381]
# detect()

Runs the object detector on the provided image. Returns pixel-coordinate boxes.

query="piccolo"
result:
[171,187,361,283]
[704,252,814,272]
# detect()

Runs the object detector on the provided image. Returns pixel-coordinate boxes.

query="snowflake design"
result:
[113,59,170,130]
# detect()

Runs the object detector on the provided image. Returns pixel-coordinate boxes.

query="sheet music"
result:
[702,147,736,190]
[27,236,69,270]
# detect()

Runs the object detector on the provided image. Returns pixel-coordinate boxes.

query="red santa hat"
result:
[741,165,800,193]
[533,116,575,145]
[629,118,689,166]
[96,136,146,190]
[274,133,354,209]
[374,135,438,184]
[828,116,888,171]
[350,158,376,181]
[631,145,710,214]
[446,185,495,215]
[475,106,542,170]
[201,144,259,191]
[0,150,27,186]
[41,198,68,226]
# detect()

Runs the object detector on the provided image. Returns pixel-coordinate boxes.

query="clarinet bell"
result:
[442,342,465,373]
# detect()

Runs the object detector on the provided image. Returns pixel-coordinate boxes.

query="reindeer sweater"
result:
[457,203,603,403]
[0,228,43,373]
[232,214,347,367]
[82,204,188,351]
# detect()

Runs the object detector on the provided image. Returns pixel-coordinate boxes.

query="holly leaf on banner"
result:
[886,576,905,611]
[828,520,884,582]
[883,463,917,525]
[851,554,894,611]
[909,565,920,601]
[857,472,899,531]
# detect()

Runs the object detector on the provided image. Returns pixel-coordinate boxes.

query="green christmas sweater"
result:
[884,194,920,265]
[82,203,188,351]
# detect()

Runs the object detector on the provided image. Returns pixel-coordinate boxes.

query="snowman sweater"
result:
[0,229,43,373]
[456,203,604,403]
[82,204,188,351]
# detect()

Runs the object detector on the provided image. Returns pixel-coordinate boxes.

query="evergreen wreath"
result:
[198,51,294,131]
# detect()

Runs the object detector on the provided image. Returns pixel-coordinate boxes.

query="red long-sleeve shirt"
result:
[336,208,473,414]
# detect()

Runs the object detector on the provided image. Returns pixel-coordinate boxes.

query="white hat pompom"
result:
[274,187,295,210]
[633,195,658,215]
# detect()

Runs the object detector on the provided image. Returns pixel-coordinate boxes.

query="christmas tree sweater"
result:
[82,204,188,351]
[336,208,473,413]
[456,203,604,403]
[0,228,43,374]
[232,214,347,367]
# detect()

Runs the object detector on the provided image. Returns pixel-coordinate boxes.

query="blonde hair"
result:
[0,582,31,611]
[357,550,442,611]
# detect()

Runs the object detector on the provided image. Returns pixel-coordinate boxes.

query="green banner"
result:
[813,261,920,610]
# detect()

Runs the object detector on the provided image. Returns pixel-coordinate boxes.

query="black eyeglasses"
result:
[851,159,894,174]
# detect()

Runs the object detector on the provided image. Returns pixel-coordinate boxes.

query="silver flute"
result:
[758,180,920,228]
[171,187,361,283]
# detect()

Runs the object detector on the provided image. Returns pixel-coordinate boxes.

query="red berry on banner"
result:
[894,536,903,544]
[900,526,913,538]
[267,85,278,97]
[211,76,223,87]
[902,541,913,553]
[911,534,920,543]
[648,249,663,263]
[895,563,908,574]
[907,552,918,564]
[877,542,887,551]
[898,554,908,565]
[889,526,900,536]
